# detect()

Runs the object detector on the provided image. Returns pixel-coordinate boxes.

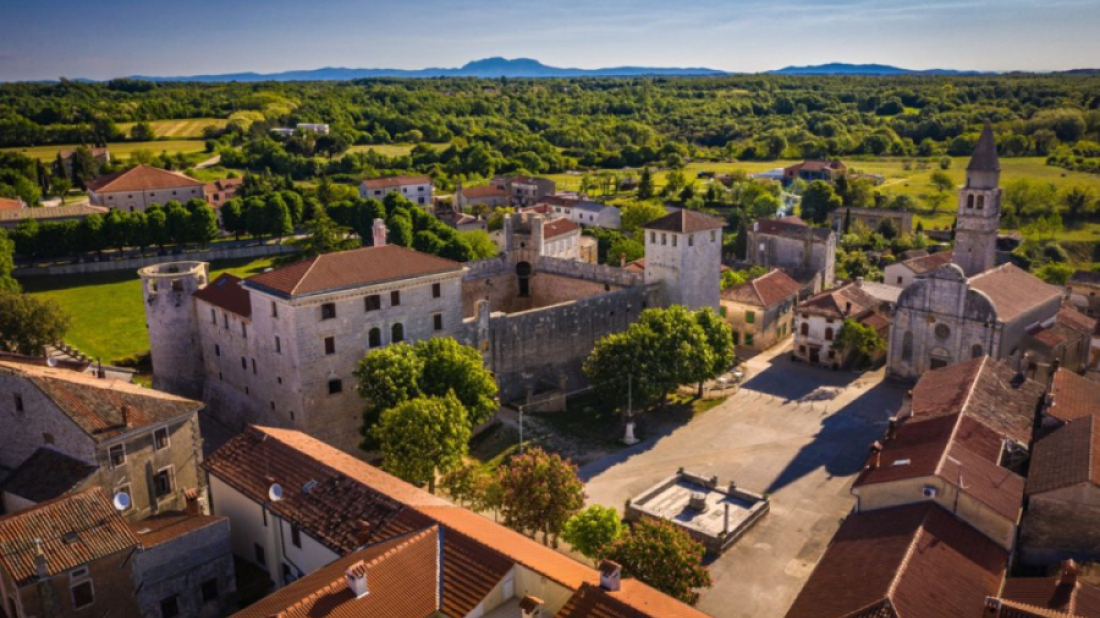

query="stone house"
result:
[0,360,205,521]
[988,566,1100,618]
[205,426,712,618]
[829,205,913,236]
[746,216,836,291]
[1068,270,1100,319]
[204,177,243,210]
[883,249,953,288]
[537,195,622,229]
[720,269,802,351]
[542,218,583,261]
[455,184,508,210]
[643,209,725,311]
[1021,307,1096,380]
[491,174,556,206]
[782,159,847,184]
[87,165,205,213]
[792,281,892,369]
[358,175,432,206]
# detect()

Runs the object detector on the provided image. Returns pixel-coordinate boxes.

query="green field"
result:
[19,256,277,364]
[2,140,209,161]
[117,118,227,139]
[347,143,447,157]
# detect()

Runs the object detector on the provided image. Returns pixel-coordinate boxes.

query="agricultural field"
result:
[1,140,209,161]
[117,118,227,139]
[347,142,448,157]
[18,255,278,364]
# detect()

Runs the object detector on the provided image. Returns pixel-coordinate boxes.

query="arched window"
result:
[516,261,532,297]
[902,331,913,362]
[800,322,809,337]
[391,323,404,344]
[369,328,381,348]
[971,344,983,359]
[977,195,985,210]
[825,327,834,341]
[967,194,975,209]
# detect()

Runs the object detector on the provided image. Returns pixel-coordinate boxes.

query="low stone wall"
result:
[536,255,644,287]
[13,243,297,277]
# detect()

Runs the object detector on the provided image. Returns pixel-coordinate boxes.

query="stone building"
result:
[720,269,802,351]
[503,213,584,261]
[829,205,913,236]
[955,122,1003,277]
[792,281,894,369]
[87,165,205,213]
[782,159,847,184]
[746,216,836,291]
[491,174,556,206]
[357,175,432,206]
[536,195,622,229]
[0,360,205,521]
[204,177,243,210]
[455,183,508,210]
[1068,270,1100,319]
[643,209,724,311]
[883,250,953,288]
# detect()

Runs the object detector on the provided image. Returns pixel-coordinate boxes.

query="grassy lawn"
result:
[2,140,209,161]
[347,143,447,157]
[18,256,278,364]
[117,118,227,139]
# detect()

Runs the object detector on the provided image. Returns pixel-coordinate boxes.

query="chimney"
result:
[620,252,626,268]
[355,520,372,546]
[122,404,134,429]
[185,488,201,517]
[33,539,47,578]
[598,560,622,592]
[371,218,388,248]
[1060,559,1079,587]
[519,595,545,618]
[984,597,1003,617]
[886,417,899,440]
[345,560,369,599]
[868,441,883,469]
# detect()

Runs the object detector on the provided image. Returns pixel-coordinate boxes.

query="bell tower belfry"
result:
[953,121,1001,277]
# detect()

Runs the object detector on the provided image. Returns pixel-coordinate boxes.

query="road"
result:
[581,344,904,618]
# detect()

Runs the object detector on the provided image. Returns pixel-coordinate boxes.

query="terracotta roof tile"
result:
[969,264,1061,323]
[245,244,464,298]
[461,185,507,199]
[545,217,581,239]
[797,282,879,319]
[129,510,226,548]
[85,164,203,193]
[1001,578,1100,618]
[0,488,139,585]
[360,175,431,190]
[193,273,252,318]
[644,210,725,233]
[0,361,202,441]
[0,197,25,211]
[1,447,97,504]
[722,270,801,307]
[754,216,832,241]
[232,527,441,618]
[784,503,1007,618]
[900,251,954,275]
[1027,415,1100,495]
[0,204,108,223]
[1048,369,1100,423]
[439,526,514,617]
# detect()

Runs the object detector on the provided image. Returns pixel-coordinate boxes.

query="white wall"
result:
[358,182,433,206]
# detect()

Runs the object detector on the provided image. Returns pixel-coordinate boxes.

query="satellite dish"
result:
[268,484,283,502]
[46,357,58,368]
[112,492,131,511]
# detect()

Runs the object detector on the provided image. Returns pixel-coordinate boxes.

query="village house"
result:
[0,204,108,230]
[720,269,802,351]
[205,425,712,618]
[87,165,205,213]
[358,175,433,206]
[829,205,913,236]
[204,177,244,210]
[492,174,556,206]
[746,216,836,292]
[454,183,509,210]
[883,250,953,288]
[987,562,1100,618]
[782,159,847,184]
[792,280,894,369]
[536,195,622,229]
[1068,270,1100,319]
[0,360,206,521]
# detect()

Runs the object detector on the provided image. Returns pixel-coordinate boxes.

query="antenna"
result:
[112,492,131,511]
[268,484,284,502]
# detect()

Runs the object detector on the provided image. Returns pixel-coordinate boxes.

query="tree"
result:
[833,319,886,369]
[602,518,712,603]
[637,167,655,199]
[561,505,624,562]
[440,462,492,510]
[929,170,954,194]
[620,200,667,233]
[0,229,19,293]
[694,307,735,395]
[497,447,585,546]
[371,393,470,492]
[607,235,644,265]
[287,204,356,260]
[188,201,219,248]
[220,198,246,240]
[264,195,293,240]
[799,180,842,224]
[1035,262,1075,285]
[130,122,156,141]
[459,229,499,259]
[0,292,70,355]
[165,202,191,246]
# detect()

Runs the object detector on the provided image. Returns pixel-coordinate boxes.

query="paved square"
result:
[580,345,905,618]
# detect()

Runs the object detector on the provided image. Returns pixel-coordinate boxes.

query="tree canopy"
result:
[602,517,712,603]
[370,393,470,492]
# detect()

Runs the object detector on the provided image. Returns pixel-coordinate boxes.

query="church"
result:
[887,123,1083,381]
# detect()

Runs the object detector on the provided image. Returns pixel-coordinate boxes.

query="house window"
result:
[732,332,740,345]
[800,322,809,337]
[392,323,404,343]
[154,427,170,451]
[13,393,23,414]
[241,322,247,338]
[328,379,343,395]
[689,235,694,247]
[672,235,678,247]
[745,311,755,324]
[153,467,173,499]
[369,328,382,348]
[324,337,336,355]
[201,579,218,604]
[271,302,278,318]
[109,444,126,468]
[896,277,903,284]
[365,295,381,312]
[114,484,132,512]
[251,358,257,375]
[746,334,755,346]
[711,231,717,242]
[159,595,180,618]
[241,357,247,370]
[661,233,667,246]
[432,283,441,298]
[210,308,216,323]
[391,291,401,307]
[254,543,267,568]
[275,336,281,354]
[825,328,834,341]
[71,574,94,610]
[291,525,302,548]
[650,232,655,243]
[214,344,220,357]
[321,303,336,320]
[433,314,444,331]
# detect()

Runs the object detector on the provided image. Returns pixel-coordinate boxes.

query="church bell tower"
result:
[953,121,1001,277]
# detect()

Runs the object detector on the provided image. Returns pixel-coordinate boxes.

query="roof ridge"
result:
[290,254,322,296]
[933,357,987,476]
[886,510,927,607]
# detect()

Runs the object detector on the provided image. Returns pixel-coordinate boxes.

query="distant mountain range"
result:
[129,57,729,82]
[768,63,991,76]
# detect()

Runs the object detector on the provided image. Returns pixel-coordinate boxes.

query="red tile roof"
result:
[232,527,441,618]
[796,282,879,320]
[544,217,581,239]
[0,361,203,441]
[969,264,1061,323]
[900,250,954,275]
[644,209,725,233]
[439,526,515,617]
[784,503,1007,618]
[245,244,464,298]
[2,447,97,504]
[461,185,507,199]
[1001,577,1100,618]
[193,273,252,318]
[1048,369,1100,423]
[753,216,832,241]
[722,269,801,308]
[205,177,243,193]
[360,175,431,190]
[129,510,226,548]
[786,160,847,174]
[1027,415,1100,495]
[0,488,139,585]
[85,164,203,193]
[0,197,25,211]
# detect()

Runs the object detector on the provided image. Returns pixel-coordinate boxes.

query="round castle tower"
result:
[138,261,208,399]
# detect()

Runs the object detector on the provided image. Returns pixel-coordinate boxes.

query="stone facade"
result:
[643,222,722,310]
[131,517,237,618]
[954,123,1002,277]
[829,206,913,236]
[89,184,205,213]
[3,547,142,618]
[746,218,836,290]
[722,294,794,351]
[139,262,209,400]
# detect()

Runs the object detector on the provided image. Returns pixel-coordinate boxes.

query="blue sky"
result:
[1,0,1098,81]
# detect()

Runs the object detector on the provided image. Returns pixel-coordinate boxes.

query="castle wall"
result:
[140,262,209,399]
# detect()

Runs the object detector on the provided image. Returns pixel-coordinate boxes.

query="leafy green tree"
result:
[799,180,841,224]
[165,202,191,246]
[387,212,413,246]
[459,229,498,259]
[620,200,666,233]
[497,447,585,546]
[440,462,493,510]
[220,198,246,240]
[0,291,70,354]
[144,205,169,248]
[0,229,19,293]
[694,307,735,394]
[833,318,886,369]
[929,170,954,194]
[637,167,655,199]
[280,190,305,224]
[561,505,624,562]
[265,194,293,240]
[1035,262,1075,285]
[287,204,356,261]
[188,201,219,247]
[607,236,644,265]
[602,517,712,603]
[371,393,470,492]
[130,122,156,141]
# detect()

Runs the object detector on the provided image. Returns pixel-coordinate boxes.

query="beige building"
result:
[358,175,433,206]
[204,177,243,209]
[883,250,953,288]
[87,165,205,212]
[720,269,802,351]
[746,216,836,291]
[455,184,508,210]
[792,281,893,369]
[1068,270,1100,319]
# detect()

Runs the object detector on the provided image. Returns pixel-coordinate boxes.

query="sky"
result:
[2,0,1099,81]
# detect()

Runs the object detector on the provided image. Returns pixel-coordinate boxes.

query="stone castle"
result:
[141,210,724,453]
